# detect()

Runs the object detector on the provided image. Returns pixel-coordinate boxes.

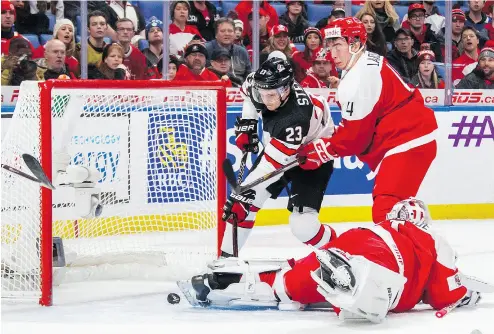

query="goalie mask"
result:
[387,197,431,230]
[253,58,294,111]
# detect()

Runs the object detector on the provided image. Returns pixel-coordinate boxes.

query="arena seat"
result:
[394,5,409,22]
[221,1,238,17]
[351,5,362,16]
[76,16,81,35]
[46,13,56,32]
[294,43,305,51]
[307,4,332,24]
[135,1,164,21]
[23,34,40,49]
[271,3,287,17]
[39,34,52,45]
[138,39,149,51]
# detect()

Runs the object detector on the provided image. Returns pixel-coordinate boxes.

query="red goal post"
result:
[1,80,227,306]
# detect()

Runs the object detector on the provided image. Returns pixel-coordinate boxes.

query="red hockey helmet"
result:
[323,17,367,47]
[387,197,431,230]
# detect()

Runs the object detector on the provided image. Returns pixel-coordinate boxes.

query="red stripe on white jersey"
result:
[264,152,283,169]
[309,95,325,120]
[270,138,297,156]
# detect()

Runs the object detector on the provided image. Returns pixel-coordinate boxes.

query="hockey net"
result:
[1,80,227,305]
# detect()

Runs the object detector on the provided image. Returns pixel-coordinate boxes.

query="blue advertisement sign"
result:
[147,112,216,203]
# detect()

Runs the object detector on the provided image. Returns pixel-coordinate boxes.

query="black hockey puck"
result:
[167,293,180,304]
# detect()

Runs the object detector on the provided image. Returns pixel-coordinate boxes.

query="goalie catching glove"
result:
[235,118,259,153]
[222,189,256,224]
[297,138,335,170]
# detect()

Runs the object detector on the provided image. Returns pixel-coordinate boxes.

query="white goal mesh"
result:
[1,81,226,304]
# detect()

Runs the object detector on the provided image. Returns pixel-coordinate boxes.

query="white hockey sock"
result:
[289,208,333,248]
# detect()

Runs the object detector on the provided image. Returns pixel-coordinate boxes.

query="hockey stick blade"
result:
[1,163,42,184]
[22,154,55,190]
[222,158,240,193]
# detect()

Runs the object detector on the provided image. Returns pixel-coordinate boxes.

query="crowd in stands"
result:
[1,0,493,89]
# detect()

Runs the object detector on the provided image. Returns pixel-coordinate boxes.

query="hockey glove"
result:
[235,118,259,153]
[458,290,482,308]
[221,189,256,224]
[297,138,335,170]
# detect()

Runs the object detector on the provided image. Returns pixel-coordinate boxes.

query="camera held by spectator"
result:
[1,37,38,85]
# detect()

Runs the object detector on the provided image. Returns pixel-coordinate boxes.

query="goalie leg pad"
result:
[194,259,302,310]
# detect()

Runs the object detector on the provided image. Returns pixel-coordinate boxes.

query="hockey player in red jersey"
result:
[180,198,484,323]
[296,18,438,223]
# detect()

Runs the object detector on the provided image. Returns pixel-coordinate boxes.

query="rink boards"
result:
[1,87,493,227]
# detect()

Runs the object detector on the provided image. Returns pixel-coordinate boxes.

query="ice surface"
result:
[2,220,494,334]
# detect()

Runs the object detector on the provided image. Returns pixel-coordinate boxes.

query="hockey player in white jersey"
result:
[220,57,336,257]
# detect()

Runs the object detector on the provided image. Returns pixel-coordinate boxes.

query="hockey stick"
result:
[1,154,55,190]
[232,152,248,257]
[435,291,469,318]
[223,158,299,194]
[460,273,494,293]
[22,154,56,190]
[1,163,43,184]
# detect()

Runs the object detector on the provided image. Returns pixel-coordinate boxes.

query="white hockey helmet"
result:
[387,198,431,230]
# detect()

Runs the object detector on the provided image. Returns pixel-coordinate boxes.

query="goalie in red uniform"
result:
[297,18,438,223]
[179,198,484,323]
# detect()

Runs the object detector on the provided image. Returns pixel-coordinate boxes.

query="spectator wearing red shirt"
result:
[174,43,218,81]
[301,47,339,88]
[116,18,147,80]
[169,1,203,57]
[1,1,34,56]
[410,48,445,89]
[453,26,481,86]
[234,0,279,42]
[292,27,323,81]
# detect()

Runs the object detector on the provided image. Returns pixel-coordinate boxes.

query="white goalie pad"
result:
[179,258,301,310]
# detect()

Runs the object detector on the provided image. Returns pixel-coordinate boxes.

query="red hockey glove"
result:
[297,138,335,170]
[235,118,259,153]
[221,189,256,224]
